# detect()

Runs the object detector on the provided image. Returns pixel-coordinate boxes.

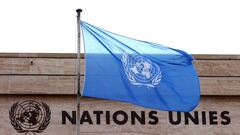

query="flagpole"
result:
[76,8,82,135]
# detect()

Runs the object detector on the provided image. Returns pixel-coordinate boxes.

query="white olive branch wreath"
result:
[121,53,162,88]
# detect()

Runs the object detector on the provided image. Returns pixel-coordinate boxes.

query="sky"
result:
[0,0,239,54]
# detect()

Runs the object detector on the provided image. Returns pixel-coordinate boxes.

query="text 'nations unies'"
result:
[61,110,231,125]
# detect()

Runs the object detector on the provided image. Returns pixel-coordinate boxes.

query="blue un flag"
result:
[81,21,200,112]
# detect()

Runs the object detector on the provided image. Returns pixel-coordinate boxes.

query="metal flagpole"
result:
[76,8,82,135]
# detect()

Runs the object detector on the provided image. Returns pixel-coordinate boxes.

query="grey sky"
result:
[0,0,239,54]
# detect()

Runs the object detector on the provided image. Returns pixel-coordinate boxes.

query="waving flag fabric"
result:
[81,21,200,112]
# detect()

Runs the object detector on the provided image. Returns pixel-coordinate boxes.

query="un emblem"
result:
[9,100,51,135]
[121,53,162,88]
